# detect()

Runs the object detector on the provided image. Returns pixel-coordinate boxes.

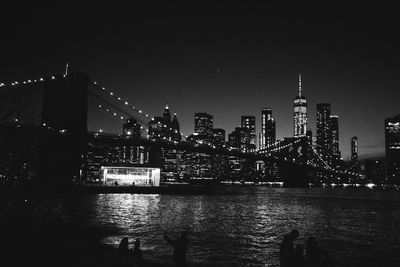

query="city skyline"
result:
[1,2,399,160]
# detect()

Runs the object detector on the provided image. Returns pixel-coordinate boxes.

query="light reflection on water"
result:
[56,187,400,266]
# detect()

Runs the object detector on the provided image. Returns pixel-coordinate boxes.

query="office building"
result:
[294,74,307,137]
[330,115,340,160]
[351,136,358,163]
[241,116,256,151]
[212,128,226,147]
[260,108,276,149]
[194,112,213,136]
[316,103,332,163]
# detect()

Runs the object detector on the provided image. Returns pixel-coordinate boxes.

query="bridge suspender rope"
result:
[90,80,153,121]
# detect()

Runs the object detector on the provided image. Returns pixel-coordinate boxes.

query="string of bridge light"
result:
[96,103,146,131]
[260,139,301,154]
[0,74,65,88]
[256,139,285,153]
[308,142,362,176]
[10,118,69,135]
[90,80,153,121]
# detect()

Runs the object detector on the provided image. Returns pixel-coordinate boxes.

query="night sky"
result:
[1,2,399,160]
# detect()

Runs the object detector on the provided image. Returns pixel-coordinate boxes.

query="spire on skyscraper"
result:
[298,73,302,97]
[163,104,171,127]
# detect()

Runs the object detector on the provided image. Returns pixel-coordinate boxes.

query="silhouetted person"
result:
[164,231,189,266]
[279,229,299,267]
[305,237,322,267]
[118,237,132,260]
[133,238,144,262]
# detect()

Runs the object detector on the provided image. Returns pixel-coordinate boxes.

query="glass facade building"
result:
[294,74,307,137]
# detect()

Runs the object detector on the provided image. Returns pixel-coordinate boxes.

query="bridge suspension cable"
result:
[90,80,153,121]
[88,100,147,134]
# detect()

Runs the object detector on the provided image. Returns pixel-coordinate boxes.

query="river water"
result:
[53,187,400,266]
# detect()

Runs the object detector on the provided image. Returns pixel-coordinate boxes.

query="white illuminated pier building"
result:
[100,166,161,186]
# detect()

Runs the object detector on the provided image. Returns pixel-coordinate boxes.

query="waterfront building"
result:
[294,74,307,137]
[100,166,160,186]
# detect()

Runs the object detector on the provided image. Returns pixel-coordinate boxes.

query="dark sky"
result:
[1,2,399,160]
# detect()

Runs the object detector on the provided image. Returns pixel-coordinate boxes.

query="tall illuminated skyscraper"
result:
[260,108,276,149]
[330,115,340,160]
[385,114,400,184]
[293,74,307,137]
[316,103,332,163]
[194,112,213,136]
[241,116,256,150]
[351,136,358,163]
[385,115,400,162]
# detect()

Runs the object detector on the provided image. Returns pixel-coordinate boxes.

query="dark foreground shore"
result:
[1,215,210,267]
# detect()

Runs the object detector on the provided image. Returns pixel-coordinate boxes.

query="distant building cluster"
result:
[1,72,399,187]
[84,75,400,187]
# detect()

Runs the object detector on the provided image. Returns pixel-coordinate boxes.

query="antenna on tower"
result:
[65,62,69,76]
[298,73,302,97]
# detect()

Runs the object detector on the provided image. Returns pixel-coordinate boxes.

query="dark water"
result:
[53,187,400,266]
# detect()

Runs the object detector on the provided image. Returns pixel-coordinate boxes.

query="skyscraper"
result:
[351,136,358,163]
[330,115,340,160]
[293,74,307,137]
[163,105,171,128]
[194,112,213,136]
[171,113,181,142]
[385,115,400,162]
[228,127,251,153]
[212,128,226,147]
[260,108,276,149]
[385,115,400,184]
[241,116,256,150]
[316,103,332,163]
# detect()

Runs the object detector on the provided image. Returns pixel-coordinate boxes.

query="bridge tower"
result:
[39,72,89,186]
